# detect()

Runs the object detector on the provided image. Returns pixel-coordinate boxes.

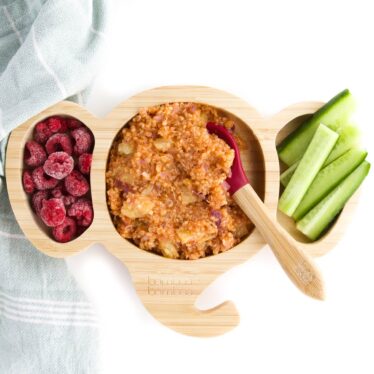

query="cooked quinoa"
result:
[106,102,251,259]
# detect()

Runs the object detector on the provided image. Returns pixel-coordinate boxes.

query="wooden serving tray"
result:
[5,86,359,337]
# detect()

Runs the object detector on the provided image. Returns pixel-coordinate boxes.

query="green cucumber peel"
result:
[293,148,368,221]
[280,124,361,187]
[296,161,370,240]
[278,89,356,166]
[278,124,339,216]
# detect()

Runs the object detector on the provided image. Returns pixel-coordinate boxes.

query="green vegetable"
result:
[277,89,355,166]
[293,148,367,220]
[278,124,339,216]
[324,124,360,165]
[280,162,298,187]
[280,124,361,187]
[296,161,370,240]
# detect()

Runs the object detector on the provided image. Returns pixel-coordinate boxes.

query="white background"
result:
[67,1,374,373]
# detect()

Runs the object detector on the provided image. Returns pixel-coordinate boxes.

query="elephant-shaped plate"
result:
[5,86,360,337]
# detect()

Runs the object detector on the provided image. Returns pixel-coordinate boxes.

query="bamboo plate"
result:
[5,86,360,337]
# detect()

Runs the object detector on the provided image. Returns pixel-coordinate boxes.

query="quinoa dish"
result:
[106,103,251,259]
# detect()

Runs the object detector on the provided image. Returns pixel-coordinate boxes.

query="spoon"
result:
[207,122,324,300]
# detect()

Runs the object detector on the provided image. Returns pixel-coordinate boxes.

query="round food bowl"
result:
[5,86,360,337]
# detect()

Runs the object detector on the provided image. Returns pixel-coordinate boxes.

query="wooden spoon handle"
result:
[234,184,325,300]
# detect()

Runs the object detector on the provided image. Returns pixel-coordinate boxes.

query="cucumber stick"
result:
[280,124,361,187]
[280,162,298,187]
[278,124,339,216]
[297,161,370,240]
[292,148,367,220]
[325,124,360,165]
[278,89,355,166]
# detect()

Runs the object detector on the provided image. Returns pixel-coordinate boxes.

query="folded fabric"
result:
[0,184,99,373]
[0,0,109,372]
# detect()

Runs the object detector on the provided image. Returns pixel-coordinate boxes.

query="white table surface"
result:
[66,1,374,373]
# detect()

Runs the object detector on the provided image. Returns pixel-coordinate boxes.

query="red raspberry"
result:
[24,140,47,167]
[51,184,76,206]
[43,152,74,180]
[71,127,93,155]
[33,117,68,143]
[63,195,77,206]
[68,198,93,227]
[51,183,64,198]
[33,122,53,144]
[47,116,68,133]
[32,190,49,216]
[40,198,66,227]
[78,153,92,174]
[45,133,73,155]
[32,166,59,190]
[76,225,88,236]
[52,217,77,242]
[64,170,89,197]
[67,118,83,130]
[22,171,35,194]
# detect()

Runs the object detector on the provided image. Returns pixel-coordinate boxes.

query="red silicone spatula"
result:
[207,122,324,300]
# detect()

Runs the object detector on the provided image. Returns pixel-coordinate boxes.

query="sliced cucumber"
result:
[278,89,355,166]
[293,148,367,220]
[280,124,361,187]
[325,124,360,165]
[296,161,370,240]
[278,124,339,216]
[280,162,298,187]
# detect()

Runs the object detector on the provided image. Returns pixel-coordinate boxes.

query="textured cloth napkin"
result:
[0,0,108,372]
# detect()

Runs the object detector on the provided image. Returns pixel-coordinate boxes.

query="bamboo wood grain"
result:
[234,184,324,300]
[5,86,361,337]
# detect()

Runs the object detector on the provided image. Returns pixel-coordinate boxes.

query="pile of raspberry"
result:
[22,116,94,243]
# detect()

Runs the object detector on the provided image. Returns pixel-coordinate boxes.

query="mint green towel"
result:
[0,1,108,372]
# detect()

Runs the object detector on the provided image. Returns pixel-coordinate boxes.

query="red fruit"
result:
[67,118,83,130]
[33,117,68,143]
[76,225,88,236]
[63,195,77,206]
[32,167,59,190]
[45,133,73,155]
[40,198,66,227]
[33,122,52,144]
[47,116,68,133]
[68,198,93,227]
[51,183,64,198]
[43,152,74,180]
[71,127,93,155]
[64,170,89,197]
[32,190,49,216]
[24,140,47,167]
[52,217,77,242]
[51,184,76,206]
[78,153,92,174]
[22,171,35,194]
